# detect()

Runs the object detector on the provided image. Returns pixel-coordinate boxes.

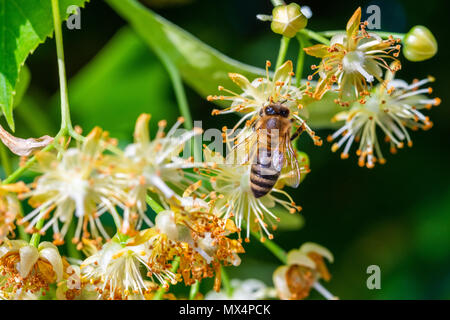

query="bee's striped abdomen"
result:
[250,150,280,198]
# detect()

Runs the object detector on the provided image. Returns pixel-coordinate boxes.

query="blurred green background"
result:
[6,0,450,299]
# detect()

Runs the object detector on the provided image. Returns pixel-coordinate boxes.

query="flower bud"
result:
[271,3,308,38]
[403,25,438,62]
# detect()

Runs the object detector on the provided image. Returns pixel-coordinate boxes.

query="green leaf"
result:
[0,0,90,131]
[105,0,265,100]
[64,27,176,141]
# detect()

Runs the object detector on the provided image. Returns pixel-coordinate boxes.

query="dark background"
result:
[9,0,450,299]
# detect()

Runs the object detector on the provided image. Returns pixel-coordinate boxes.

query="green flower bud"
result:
[403,25,438,62]
[271,3,308,38]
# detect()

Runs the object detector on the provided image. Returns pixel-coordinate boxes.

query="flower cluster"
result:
[59,201,243,300]
[0,240,64,298]
[18,128,125,244]
[0,113,249,300]
[208,60,321,145]
[205,60,319,240]
[79,234,168,300]
[328,71,440,167]
[1,100,313,299]
[304,7,401,105]
[273,242,334,300]
[201,148,307,241]
[0,3,441,301]
[300,7,440,167]
[155,203,244,290]
[17,116,204,245]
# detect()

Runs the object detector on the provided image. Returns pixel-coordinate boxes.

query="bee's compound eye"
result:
[265,106,275,115]
[280,108,290,117]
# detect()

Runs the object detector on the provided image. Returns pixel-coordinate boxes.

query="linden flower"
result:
[0,278,38,300]
[0,240,63,297]
[207,61,319,143]
[304,7,401,105]
[80,234,170,300]
[202,147,304,241]
[205,278,269,300]
[273,242,335,300]
[0,182,29,242]
[20,128,126,244]
[327,72,440,168]
[55,264,85,300]
[116,114,203,232]
[155,202,244,290]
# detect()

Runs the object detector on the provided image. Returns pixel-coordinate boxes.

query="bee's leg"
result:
[290,123,306,141]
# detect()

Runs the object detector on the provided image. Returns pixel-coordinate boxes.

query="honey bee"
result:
[228,102,305,198]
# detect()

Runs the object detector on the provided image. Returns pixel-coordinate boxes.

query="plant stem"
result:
[153,256,180,300]
[17,224,30,242]
[373,31,405,41]
[0,143,12,177]
[159,55,202,162]
[189,281,200,300]
[2,158,35,184]
[299,29,330,45]
[221,266,233,298]
[319,30,405,41]
[163,58,193,130]
[29,218,45,248]
[270,0,285,6]
[2,144,55,185]
[51,0,74,136]
[295,34,305,87]
[275,36,291,70]
[146,194,165,214]
[251,231,287,264]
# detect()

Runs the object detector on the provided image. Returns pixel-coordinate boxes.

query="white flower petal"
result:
[299,242,334,263]
[286,250,316,268]
[18,245,39,278]
[38,241,59,252]
[272,266,291,300]
[1,240,27,257]
[39,247,64,282]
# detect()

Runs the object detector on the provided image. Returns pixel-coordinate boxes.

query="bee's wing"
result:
[270,136,285,172]
[280,135,301,188]
[226,130,258,165]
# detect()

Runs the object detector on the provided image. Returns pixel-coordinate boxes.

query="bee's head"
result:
[262,103,290,118]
